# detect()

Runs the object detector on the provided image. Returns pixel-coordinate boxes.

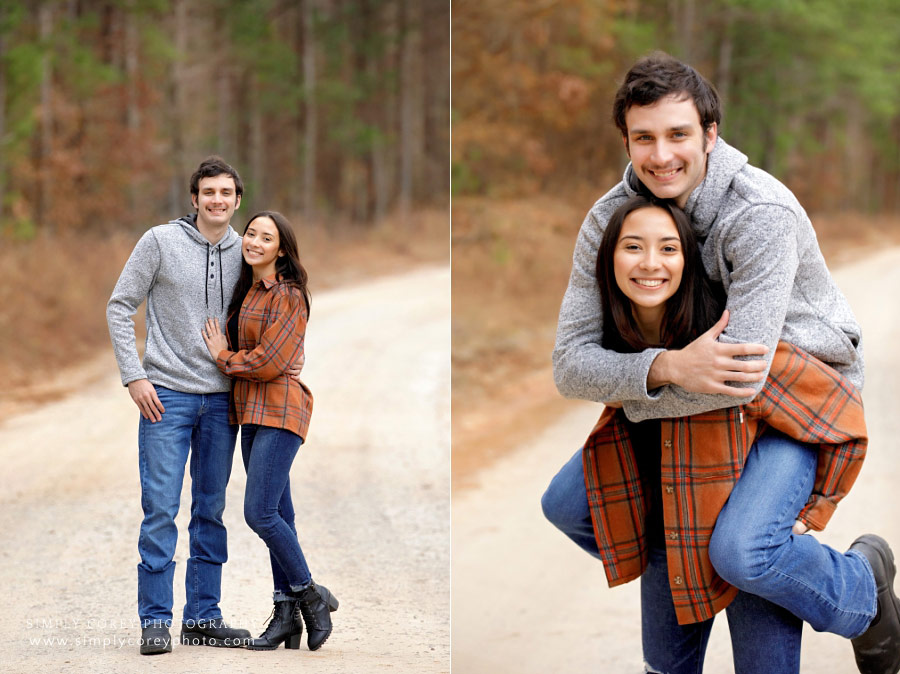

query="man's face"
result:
[192,174,241,229]
[623,95,717,208]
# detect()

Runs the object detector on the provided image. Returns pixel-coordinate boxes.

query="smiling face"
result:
[192,174,241,231]
[242,215,283,279]
[613,205,685,336]
[624,94,717,208]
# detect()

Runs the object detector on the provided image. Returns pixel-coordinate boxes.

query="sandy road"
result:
[453,249,900,673]
[0,266,450,674]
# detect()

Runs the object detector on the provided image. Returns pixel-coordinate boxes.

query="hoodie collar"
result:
[173,214,241,249]
[621,137,748,238]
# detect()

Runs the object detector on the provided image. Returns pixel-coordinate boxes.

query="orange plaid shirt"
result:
[583,342,867,624]
[216,276,313,440]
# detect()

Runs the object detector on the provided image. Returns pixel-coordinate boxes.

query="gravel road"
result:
[452,249,900,673]
[0,266,450,674]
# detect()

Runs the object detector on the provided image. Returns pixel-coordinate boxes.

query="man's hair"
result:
[189,155,244,198]
[612,51,722,137]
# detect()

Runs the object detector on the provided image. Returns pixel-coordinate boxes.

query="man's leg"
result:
[137,386,195,627]
[709,430,876,638]
[641,546,714,673]
[184,391,238,623]
[541,447,603,559]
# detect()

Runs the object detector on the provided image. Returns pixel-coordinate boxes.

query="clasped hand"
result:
[649,310,770,397]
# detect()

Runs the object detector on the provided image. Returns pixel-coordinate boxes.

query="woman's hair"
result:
[227,210,311,318]
[596,195,724,352]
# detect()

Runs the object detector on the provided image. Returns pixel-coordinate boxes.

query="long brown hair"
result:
[227,211,311,318]
[596,195,724,352]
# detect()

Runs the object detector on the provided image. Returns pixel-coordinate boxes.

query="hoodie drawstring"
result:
[218,247,224,311]
[205,242,210,309]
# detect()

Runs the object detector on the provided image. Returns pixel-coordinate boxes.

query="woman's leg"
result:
[541,447,603,559]
[241,425,312,590]
[709,430,876,638]
[641,546,713,674]
[725,588,802,674]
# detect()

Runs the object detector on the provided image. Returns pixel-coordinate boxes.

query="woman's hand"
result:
[792,519,809,535]
[202,318,229,360]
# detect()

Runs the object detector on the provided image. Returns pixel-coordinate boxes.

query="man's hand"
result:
[286,352,305,383]
[647,310,769,396]
[792,520,809,536]
[128,379,165,422]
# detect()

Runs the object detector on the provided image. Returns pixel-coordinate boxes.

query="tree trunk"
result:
[37,1,54,233]
[125,0,140,218]
[303,0,317,224]
[0,7,7,226]
[399,0,423,229]
[168,0,188,215]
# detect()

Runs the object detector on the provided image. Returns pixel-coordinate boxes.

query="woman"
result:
[542,195,867,673]
[202,210,338,652]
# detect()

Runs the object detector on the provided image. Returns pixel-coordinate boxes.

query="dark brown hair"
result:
[597,195,724,352]
[612,51,722,140]
[227,211,311,318]
[190,155,244,199]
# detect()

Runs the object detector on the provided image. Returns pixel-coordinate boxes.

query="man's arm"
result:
[622,204,800,421]
[553,203,776,416]
[106,231,165,421]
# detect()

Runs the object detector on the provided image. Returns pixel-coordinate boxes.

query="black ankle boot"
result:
[247,598,303,651]
[292,581,339,651]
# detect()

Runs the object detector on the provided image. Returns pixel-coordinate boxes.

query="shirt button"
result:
[665,485,674,494]
[210,274,214,279]
[664,440,673,448]
[674,576,683,585]
[211,261,215,266]
[669,532,678,541]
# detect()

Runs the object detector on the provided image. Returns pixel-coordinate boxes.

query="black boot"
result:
[292,581,339,651]
[247,598,303,651]
[850,535,900,674]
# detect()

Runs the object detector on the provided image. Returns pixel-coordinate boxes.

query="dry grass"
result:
[0,208,448,420]
[451,195,900,491]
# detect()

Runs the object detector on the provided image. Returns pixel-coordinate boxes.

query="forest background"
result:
[452,0,900,485]
[0,0,449,417]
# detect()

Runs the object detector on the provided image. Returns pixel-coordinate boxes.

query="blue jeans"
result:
[642,545,802,674]
[137,386,238,626]
[241,424,311,594]
[542,446,803,672]
[708,430,877,639]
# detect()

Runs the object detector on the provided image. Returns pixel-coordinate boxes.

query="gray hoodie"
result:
[553,137,863,422]
[107,215,243,393]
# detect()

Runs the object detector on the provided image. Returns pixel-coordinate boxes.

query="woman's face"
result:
[613,206,684,312]
[242,216,283,274]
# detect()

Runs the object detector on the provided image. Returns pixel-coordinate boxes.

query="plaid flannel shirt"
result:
[216,276,313,440]
[583,342,867,625]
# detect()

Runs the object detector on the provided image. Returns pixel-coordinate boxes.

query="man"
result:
[107,156,251,655]
[547,52,899,673]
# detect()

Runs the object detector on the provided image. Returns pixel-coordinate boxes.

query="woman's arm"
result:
[213,289,306,382]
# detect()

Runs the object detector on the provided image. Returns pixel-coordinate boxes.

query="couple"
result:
[106,156,338,655]
[543,53,900,673]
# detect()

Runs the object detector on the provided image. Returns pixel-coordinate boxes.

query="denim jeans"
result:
[642,545,802,674]
[542,446,803,672]
[137,386,238,626]
[708,430,877,639]
[241,424,311,594]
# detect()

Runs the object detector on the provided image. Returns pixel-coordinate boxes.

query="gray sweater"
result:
[107,215,243,393]
[553,137,864,422]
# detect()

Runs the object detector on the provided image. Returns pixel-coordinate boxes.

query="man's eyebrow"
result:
[629,124,693,135]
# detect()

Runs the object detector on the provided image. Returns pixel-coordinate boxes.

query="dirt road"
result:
[0,266,450,674]
[452,249,900,673]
